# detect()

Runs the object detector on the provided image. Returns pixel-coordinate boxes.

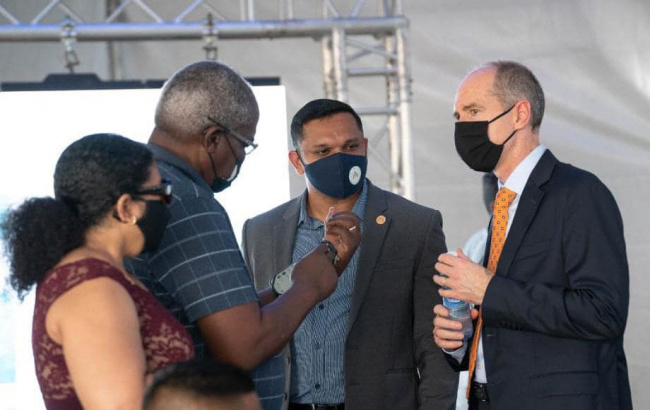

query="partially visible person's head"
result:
[482,172,499,214]
[288,99,368,199]
[143,360,261,410]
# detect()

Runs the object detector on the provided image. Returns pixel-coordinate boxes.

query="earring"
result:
[130,216,137,225]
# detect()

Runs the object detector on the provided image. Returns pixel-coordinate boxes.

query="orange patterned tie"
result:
[466,187,516,398]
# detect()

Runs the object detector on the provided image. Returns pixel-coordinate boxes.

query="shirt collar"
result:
[500,144,547,195]
[147,144,212,192]
[298,179,368,227]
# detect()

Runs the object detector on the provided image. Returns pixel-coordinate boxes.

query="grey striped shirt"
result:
[290,181,367,404]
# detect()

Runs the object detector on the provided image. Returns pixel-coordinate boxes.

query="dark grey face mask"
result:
[454,105,516,172]
[209,159,242,193]
[207,141,243,193]
[303,152,367,198]
[136,200,170,253]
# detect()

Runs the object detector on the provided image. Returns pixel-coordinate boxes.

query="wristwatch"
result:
[270,263,296,296]
[321,240,339,266]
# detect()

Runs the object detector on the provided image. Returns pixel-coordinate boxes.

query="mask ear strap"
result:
[206,149,219,179]
[202,126,224,180]
[499,129,517,147]
[488,104,516,124]
[224,133,240,159]
[294,149,306,164]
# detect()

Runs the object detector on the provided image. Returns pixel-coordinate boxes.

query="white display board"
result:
[0,85,290,409]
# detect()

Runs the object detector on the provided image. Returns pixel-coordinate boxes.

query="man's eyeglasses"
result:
[208,116,258,155]
[134,179,173,204]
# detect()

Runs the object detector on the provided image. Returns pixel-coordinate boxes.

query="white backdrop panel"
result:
[0,85,289,410]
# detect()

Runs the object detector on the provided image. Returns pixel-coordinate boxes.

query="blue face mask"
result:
[303,152,367,198]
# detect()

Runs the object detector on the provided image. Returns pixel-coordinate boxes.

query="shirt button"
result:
[315,342,321,350]
[319,304,325,310]
[315,383,321,389]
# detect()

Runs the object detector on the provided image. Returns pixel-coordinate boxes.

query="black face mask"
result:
[209,156,243,193]
[137,200,171,253]
[303,152,367,199]
[454,105,517,172]
[207,139,244,193]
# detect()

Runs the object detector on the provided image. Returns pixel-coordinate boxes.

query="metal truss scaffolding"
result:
[0,0,415,198]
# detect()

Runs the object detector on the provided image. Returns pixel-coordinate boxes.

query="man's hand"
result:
[323,208,361,275]
[203,211,360,369]
[433,248,494,306]
[433,304,479,351]
[290,245,339,301]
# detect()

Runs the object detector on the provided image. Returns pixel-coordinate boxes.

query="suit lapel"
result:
[272,193,302,273]
[497,150,557,277]
[348,182,390,334]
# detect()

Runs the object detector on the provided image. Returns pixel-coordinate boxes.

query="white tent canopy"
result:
[0,0,648,407]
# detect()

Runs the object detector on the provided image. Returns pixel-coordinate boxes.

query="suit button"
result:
[319,304,325,310]
[315,383,321,389]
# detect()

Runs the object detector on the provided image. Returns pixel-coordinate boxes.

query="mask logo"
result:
[349,165,362,185]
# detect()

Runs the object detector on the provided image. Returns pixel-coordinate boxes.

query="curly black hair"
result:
[1,133,153,300]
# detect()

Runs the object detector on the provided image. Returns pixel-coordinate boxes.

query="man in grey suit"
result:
[242,99,458,410]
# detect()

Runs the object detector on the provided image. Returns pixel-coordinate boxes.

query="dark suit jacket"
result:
[452,150,632,410]
[242,180,458,410]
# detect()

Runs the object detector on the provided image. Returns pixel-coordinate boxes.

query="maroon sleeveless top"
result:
[32,258,195,409]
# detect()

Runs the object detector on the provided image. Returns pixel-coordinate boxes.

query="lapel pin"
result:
[376,215,386,225]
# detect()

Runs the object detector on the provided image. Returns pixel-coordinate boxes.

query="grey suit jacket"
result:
[242,181,458,410]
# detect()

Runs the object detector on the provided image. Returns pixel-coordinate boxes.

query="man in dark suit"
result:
[433,61,632,410]
[242,99,458,410]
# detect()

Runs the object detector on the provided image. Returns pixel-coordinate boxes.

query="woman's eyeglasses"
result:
[134,179,173,204]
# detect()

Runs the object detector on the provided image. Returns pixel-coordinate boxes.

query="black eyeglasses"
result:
[207,116,258,155]
[134,179,173,204]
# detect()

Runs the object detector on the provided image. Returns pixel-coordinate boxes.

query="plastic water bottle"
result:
[441,251,473,340]
[443,295,473,340]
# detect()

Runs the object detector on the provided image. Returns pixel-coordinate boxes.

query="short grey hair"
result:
[479,61,545,131]
[155,60,259,139]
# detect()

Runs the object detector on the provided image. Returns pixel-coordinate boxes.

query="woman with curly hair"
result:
[1,133,194,409]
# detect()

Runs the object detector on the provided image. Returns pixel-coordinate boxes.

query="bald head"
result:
[154,60,259,140]
[469,61,545,131]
